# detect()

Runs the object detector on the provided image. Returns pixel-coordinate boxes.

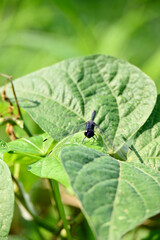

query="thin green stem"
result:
[48,179,60,219]
[49,179,72,240]
[12,175,59,234]
[13,163,20,179]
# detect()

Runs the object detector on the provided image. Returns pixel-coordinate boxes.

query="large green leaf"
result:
[0,160,14,240]
[128,94,160,170]
[5,55,156,152]
[61,146,160,240]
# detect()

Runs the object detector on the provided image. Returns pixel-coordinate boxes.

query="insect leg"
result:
[82,136,86,144]
[91,136,96,145]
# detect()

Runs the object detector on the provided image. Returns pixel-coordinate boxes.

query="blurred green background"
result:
[0,0,160,91]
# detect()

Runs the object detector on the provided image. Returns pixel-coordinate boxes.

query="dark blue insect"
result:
[83,110,100,143]
[82,111,132,152]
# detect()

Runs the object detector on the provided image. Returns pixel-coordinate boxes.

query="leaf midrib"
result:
[108,160,121,240]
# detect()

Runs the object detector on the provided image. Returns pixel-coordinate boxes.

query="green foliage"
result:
[1,54,160,239]
[5,55,156,153]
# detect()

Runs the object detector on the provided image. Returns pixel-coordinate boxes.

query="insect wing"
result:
[72,122,86,135]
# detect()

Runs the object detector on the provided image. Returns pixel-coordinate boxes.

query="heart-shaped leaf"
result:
[61,146,160,240]
[0,159,14,240]
[5,55,156,152]
[128,94,160,170]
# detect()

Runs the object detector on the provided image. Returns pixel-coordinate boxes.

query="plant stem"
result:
[0,73,21,117]
[9,77,33,137]
[13,163,20,179]
[49,179,72,240]
[48,179,60,219]
[12,175,59,234]
[0,73,32,137]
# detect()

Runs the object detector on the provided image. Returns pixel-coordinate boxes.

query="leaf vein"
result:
[15,89,85,121]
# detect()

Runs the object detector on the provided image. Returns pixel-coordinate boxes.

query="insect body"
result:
[83,110,97,143]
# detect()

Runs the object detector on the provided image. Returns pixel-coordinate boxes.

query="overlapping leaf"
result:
[61,146,160,240]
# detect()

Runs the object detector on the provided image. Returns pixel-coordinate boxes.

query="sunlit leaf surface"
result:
[6,55,156,152]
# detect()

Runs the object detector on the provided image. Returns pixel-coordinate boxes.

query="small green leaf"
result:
[8,133,54,155]
[3,133,56,165]
[28,155,70,187]
[0,159,14,240]
[28,132,104,187]
[128,94,160,170]
[61,146,160,240]
[5,55,157,152]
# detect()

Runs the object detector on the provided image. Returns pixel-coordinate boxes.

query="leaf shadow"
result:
[122,136,144,163]
[17,98,40,108]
